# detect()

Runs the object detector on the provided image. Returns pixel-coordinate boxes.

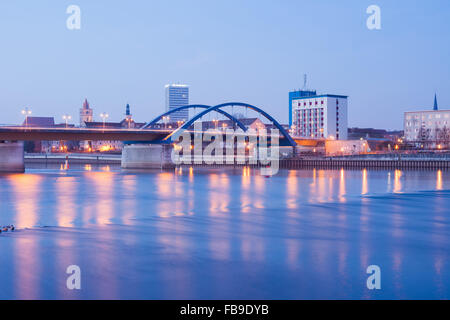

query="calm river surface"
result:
[1,165,449,299]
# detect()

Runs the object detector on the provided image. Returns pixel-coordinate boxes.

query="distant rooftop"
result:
[23,117,55,127]
[165,84,189,88]
[405,109,449,114]
[293,94,348,99]
[84,120,146,129]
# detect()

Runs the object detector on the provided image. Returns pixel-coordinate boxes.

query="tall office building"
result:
[165,84,189,122]
[291,93,348,140]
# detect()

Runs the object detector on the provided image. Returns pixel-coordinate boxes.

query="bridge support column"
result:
[121,144,175,169]
[0,141,25,173]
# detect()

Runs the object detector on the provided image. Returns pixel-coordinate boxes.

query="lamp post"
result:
[62,115,72,128]
[126,118,133,129]
[162,116,170,129]
[21,107,32,127]
[100,113,109,129]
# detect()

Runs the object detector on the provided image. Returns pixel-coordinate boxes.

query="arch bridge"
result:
[142,102,296,147]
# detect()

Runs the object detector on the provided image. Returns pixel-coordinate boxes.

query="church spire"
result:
[433,93,438,111]
[126,103,131,116]
[83,98,90,110]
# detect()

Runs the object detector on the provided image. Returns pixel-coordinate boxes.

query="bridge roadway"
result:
[0,126,171,142]
[0,126,322,146]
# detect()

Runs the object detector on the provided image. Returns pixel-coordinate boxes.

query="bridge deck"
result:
[0,126,294,144]
[0,127,170,141]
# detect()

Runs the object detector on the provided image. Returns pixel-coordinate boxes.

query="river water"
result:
[0,165,449,299]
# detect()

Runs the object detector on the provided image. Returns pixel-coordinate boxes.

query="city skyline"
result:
[0,1,449,129]
[1,1,450,303]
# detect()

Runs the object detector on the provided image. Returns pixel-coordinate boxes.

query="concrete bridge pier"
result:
[121,144,175,169]
[0,141,25,173]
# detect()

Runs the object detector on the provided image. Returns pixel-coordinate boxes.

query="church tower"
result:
[124,103,134,128]
[433,93,438,111]
[80,98,93,127]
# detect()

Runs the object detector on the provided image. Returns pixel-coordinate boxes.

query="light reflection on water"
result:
[0,166,450,299]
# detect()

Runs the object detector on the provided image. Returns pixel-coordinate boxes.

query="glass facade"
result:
[165,84,189,122]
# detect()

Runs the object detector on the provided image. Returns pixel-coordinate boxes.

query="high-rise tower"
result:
[165,84,189,122]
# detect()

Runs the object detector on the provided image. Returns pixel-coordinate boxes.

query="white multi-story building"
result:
[404,110,450,142]
[165,84,189,122]
[291,94,348,140]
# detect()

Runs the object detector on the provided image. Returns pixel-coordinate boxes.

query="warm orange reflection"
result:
[310,168,317,190]
[394,170,402,193]
[156,172,175,218]
[208,173,230,215]
[189,166,194,182]
[339,168,346,203]
[436,170,443,190]
[240,172,266,262]
[241,167,252,213]
[121,176,137,224]
[56,177,77,227]
[317,170,326,202]
[328,176,334,202]
[8,174,43,299]
[286,170,298,209]
[253,175,266,209]
[86,172,114,224]
[155,172,192,261]
[8,174,43,228]
[362,169,368,195]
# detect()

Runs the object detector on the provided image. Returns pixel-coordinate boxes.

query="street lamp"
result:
[21,107,32,127]
[162,116,170,129]
[126,117,133,129]
[62,115,72,128]
[100,113,109,129]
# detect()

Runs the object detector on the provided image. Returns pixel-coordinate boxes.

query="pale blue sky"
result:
[0,0,448,129]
